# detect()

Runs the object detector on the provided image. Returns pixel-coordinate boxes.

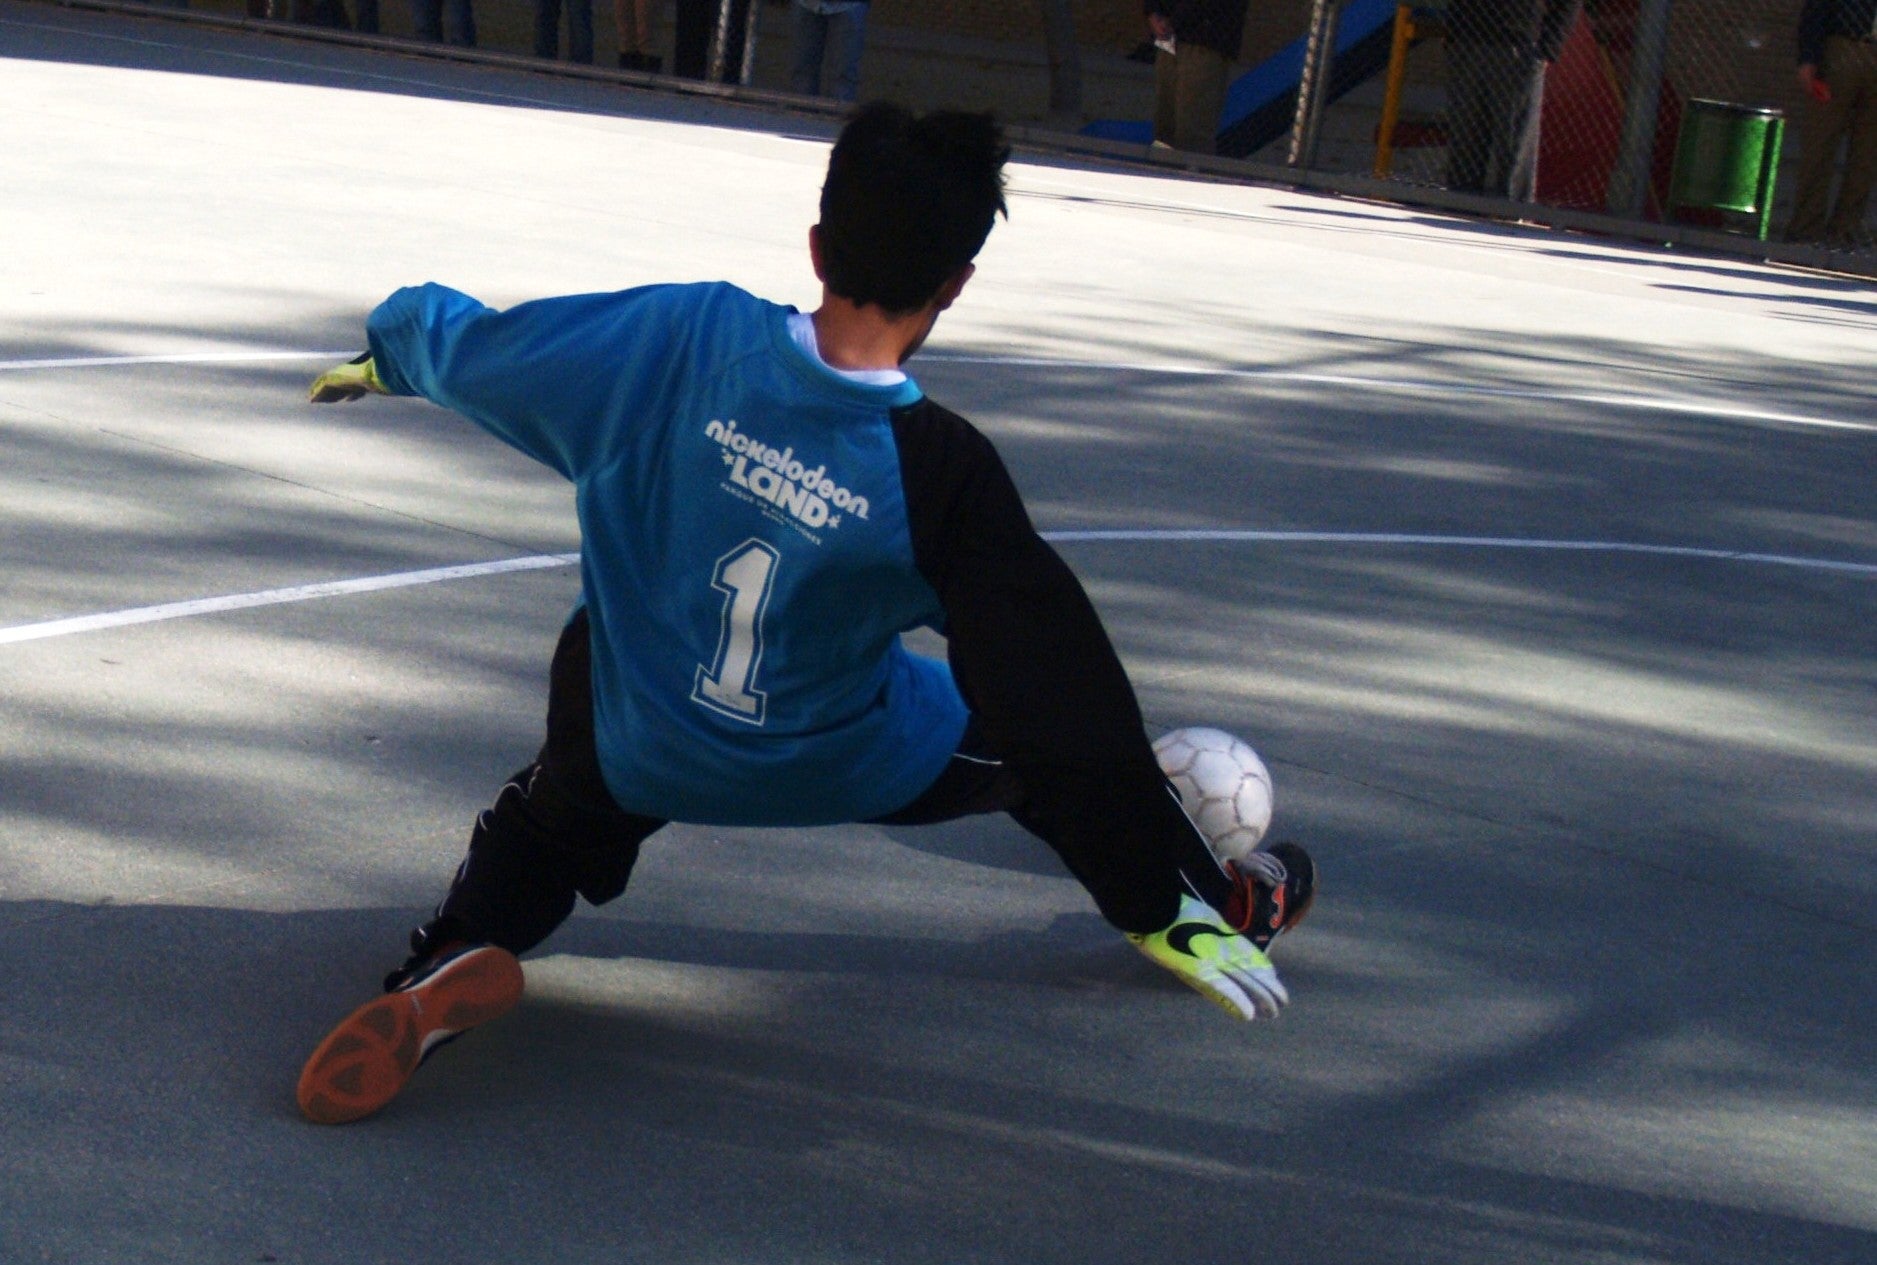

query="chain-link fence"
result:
[104,0,1877,266]
[1318,0,1866,253]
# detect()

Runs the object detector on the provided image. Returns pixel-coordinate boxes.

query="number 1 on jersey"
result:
[693,539,780,725]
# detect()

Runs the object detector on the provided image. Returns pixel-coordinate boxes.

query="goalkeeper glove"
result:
[1129,894,1289,1021]
[309,352,390,403]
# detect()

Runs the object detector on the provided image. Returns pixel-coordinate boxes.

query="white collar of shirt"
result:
[787,311,908,386]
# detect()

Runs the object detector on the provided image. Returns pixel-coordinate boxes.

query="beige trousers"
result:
[1154,44,1231,155]
[1787,35,1877,243]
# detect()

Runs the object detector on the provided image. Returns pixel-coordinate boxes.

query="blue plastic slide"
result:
[1085,0,1402,158]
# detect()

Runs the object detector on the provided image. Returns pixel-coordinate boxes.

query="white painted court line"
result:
[1044,530,1877,577]
[1,533,1870,648]
[9,348,1863,434]
[0,351,350,373]
[921,355,1875,433]
[0,554,578,646]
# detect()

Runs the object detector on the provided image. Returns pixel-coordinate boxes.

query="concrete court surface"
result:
[3,4,1875,1262]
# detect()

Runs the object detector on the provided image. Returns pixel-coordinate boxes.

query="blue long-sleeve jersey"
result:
[367,279,1220,934]
[368,281,967,824]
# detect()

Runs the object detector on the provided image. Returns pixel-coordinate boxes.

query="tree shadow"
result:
[1,897,1872,1263]
[5,301,1873,918]
[3,27,1874,1257]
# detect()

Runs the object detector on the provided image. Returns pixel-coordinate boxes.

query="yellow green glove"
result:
[309,352,390,403]
[1129,894,1289,1021]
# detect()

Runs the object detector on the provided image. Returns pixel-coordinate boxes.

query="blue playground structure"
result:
[1084,0,1402,159]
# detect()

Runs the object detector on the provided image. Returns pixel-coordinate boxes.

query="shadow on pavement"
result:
[1,897,1873,1263]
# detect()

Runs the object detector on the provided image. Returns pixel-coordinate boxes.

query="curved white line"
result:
[0,351,351,372]
[921,354,1874,433]
[1043,530,1877,577]
[6,348,1868,434]
[1,533,1870,648]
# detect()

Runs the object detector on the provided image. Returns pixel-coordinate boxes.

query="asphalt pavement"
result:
[2,4,1874,1262]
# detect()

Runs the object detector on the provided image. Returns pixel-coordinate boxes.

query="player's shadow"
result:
[6,896,1875,1265]
[871,813,1068,878]
[542,906,1128,986]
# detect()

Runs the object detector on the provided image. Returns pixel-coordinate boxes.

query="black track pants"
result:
[414,610,1224,958]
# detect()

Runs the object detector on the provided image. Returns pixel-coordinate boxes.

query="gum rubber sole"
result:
[1262,840,1317,940]
[296,946,524,1125]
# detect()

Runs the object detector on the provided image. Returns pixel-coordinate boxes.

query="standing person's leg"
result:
[789,1,828,96]
[616,0,659,68]
[827,3,866,102]
[615,0,634,61]
[569,0,595,63]
[1474,41,1529,196]
[1505,56,1547,202]
[411,0,442,41]
[1824,42,1877,243]
[1445,38,1499,192]
[444,0,475,46]
[635,0,659,67]
[1788,95,1850,241]
[1153,47,1178,146]
[674,0,712,78]
[534,0,562,58]
[717,0,750,83]
[1172,44,1229,155]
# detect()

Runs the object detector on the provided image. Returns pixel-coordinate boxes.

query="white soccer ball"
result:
[1152,726,1273,863]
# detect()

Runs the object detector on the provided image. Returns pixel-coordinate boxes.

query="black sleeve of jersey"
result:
[890,399,1224,934]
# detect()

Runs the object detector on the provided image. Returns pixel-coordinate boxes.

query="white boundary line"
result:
[7,348,1866,433]
[0,351,350,372]
[0,533,1870,648]
[1043,530,1877,576]
[920,355,1875,433]
[0,554,579,646]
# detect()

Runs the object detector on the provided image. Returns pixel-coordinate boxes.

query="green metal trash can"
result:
[1666,99,1785,241]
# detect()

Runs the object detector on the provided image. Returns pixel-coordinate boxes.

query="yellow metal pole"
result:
[1373,4,1415,178]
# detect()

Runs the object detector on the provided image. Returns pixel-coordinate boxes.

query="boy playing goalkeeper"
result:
[297,103,1314,1125]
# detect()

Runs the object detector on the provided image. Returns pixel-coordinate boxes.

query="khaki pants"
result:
[1787,35,1877,244]
[1155,44,1231,155]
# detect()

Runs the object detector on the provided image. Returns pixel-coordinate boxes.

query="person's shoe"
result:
[1128,895,1288,1020]
[618,50,661,73]
[296,942,523,1125]
[1224,840,1316,950]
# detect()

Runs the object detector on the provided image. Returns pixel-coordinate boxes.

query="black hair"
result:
[817,102,1010,315]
